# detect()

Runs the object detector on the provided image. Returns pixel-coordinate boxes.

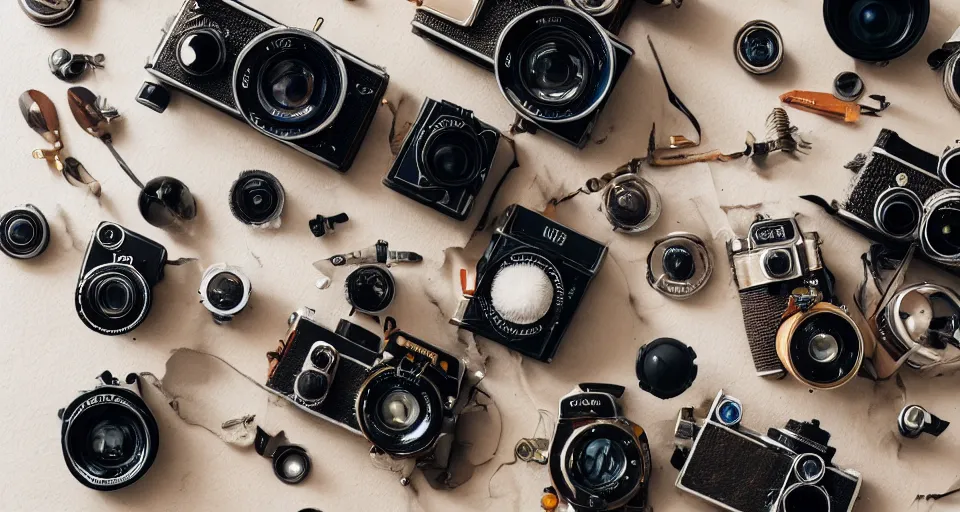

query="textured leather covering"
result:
[738,287,789,374]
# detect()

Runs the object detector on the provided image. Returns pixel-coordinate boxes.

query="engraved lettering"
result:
[542,226,567,246]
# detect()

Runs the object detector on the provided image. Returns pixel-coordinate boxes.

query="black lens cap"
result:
[636,338,698,400]
[345,266,396,314]
[229,170,285,226]
[138,176,198,228]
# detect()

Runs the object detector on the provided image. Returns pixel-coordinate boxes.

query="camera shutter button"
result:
[177,28,226,77]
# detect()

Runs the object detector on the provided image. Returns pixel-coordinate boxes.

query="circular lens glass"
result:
[87,420,136,466]
[422,128,482,187]
[924,200,960,257]
[177,29,225,76]
[781,483,831,512]
[941,153,960,188]
[741,27,780,68]
[2,207,50,259]
[345,266,395,314]
[377,390,422,431]
[519,30,591,106]
[295,370,329,402]
[797,455,825,482]
[764,249,794,278]
[310,347,333,369]
[849,0,902,44]
[662,246,696,281]
[94,276,135,319]
[260,58,318,122]
[230,171,284,225]
[575,438,627,489]
[808,333,840,363]
[205,272,245,311]
[717,399,742,425]
[877,192,921,239]
[7,218,35,247]
[824,0,927,62]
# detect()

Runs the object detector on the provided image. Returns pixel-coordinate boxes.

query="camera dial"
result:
[229,170,285,226]
[601,174,662,233]
[60,371,159,491]
[734,20,784,75]
[199,264,251,323]
[233,28,347,141]
[177,27,226,77]
[568,0,619,16]
[920,190,960,265]
[495,7,615,124]
[0,204,50,259]
[823,0,929,62]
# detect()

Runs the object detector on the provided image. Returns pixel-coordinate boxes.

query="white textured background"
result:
[1,0,959,511]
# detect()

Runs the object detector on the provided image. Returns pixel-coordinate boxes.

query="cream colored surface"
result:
[2,1,960,511]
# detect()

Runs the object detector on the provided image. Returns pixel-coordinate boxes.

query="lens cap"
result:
[635,338,698,399]
[833,71,865,101]
[229,170,285,226]
[345,265,396,314]
[138,176,197,228]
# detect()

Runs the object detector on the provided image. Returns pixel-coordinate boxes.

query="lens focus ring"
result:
[77,264,152,336]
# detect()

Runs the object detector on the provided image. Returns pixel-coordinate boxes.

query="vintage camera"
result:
[76,222,168,336]
[59,371,160,491]
[804,129,960,274]
[672,390,862,512]
[384,98,513,221]
[451,204,607,362]
[728,217,864,389]
[266,309,470,463]
[540,384,651,511]
[411,2,636,148]
[146,0,389,172]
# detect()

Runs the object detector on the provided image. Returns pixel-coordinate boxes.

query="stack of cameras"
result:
[265,309,471,466]
[672,390,862,512]
[806,129,960,275]
[728,217,865,390]
[145,0,389,172]
[410,0,642,148]
[451,205,607,362]
[384,98,516,220]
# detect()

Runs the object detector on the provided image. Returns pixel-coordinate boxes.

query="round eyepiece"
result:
[734,20,784,75]
[233,28,347,141]
[920,190,960,264]
[635,338,698,399]
[495,6,615,124]
[344,265,396,315]
[793,453,827,483]
[294,370,329,403]
[823,0,929,62]
[490,263,555,325]
[199,264,252,321]
[273,446,311,484]
[419,123,483,187]
[356,368,444,458]
[601,173,662,233]
[60,383,159,491]
[777,304,864,389]
[77,265,152,336]
[646,233,713,299]
[716,398,743,426]
[938,147,960,189]
[874,188,922,240]
[229,170,285,226]
[780,483,831,512]
[0,205,50,259]
[138,176,197,228]
[177,28,226,77]
[833,71,865,101]
[96,223,125,250]
[763,249,794,278]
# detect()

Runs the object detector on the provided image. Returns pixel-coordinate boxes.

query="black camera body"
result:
[266,309,468,461]
[384,98,508,220]
[451,205,607,362]
[411,2,634,148]
[76,223,167,336]
[146,0,389,172]
[672,390,861,512]
[545,383,651,511]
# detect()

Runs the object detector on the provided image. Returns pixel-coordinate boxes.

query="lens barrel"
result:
[77,264,152,336]
[823,0,929,62]
[734,21,784,75]
[776,303,864,389]
[0,205,50,259]
[356,367,444,458]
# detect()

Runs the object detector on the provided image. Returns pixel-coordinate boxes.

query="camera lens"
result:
[716,399,742,426]
[875,188,922,240]
[229,170,285,226]
[421,127,482,187]
[601,174,662,233]
[78,265,151,336]
[763,249,794,278]
[921,192,960,262]
[823,0,929,62]
[794,454,826,483]
[576,438,626,488]
[495,6,615,123]
[295,370,329,402]
[345,266,396,314]
[61,382,159,490]
[779,306,863,389]
[273,446,311,484]
[563,423,647,507]
[378,390,422,431]
[0,205,50,259]
[938,148,960,188]
[234,28,347,141]
[780,483,831,512]
[646,233,713,300]
[735,21,784,75]
[177,28,226,76]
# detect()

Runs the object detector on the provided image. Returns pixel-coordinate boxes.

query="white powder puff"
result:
[490,263,554,325]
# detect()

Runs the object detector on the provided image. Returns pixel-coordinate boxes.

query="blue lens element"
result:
[717,399,742,426]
